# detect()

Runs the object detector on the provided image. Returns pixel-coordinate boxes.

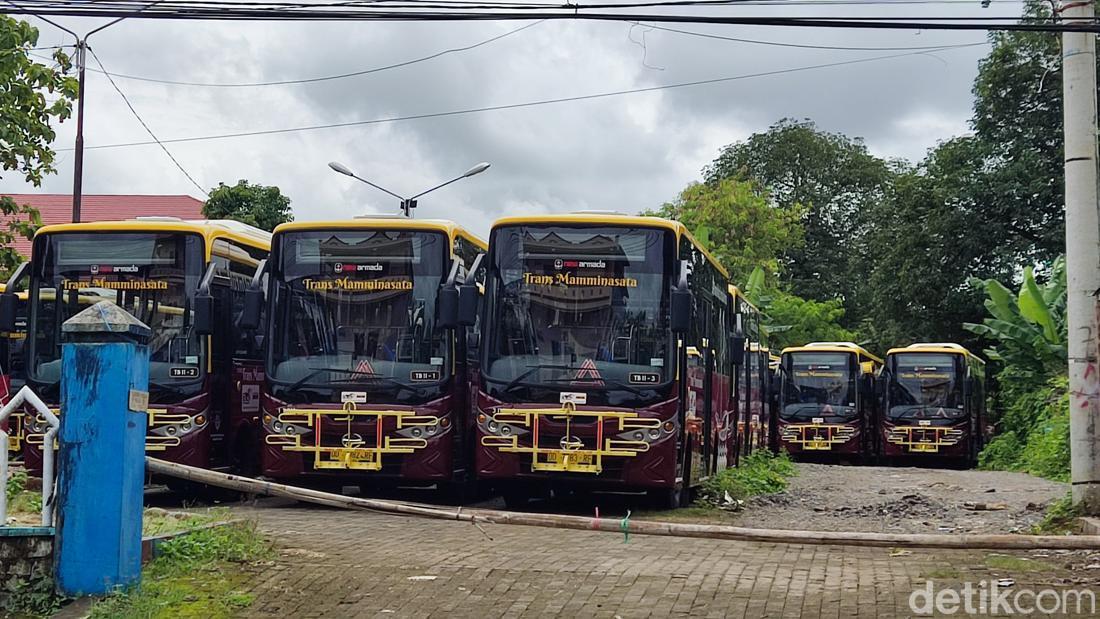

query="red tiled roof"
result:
[0,194,205,257]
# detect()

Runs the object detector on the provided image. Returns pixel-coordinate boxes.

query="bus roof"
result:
[491,213,729,279]
[273,218,487,250]
[36,218,271,250]
[727,284,760,312]
[781,342,884,364]
[886,342,985,364]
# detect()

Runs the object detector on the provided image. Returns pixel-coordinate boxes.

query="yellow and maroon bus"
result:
[243,218,486,495]
[777,342,882,458]
[475,213,758,509]
[879,343,986,466]
[0,284,26,455]
[2,218,271,478]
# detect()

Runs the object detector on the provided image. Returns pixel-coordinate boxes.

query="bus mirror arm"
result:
[457,252,485,327]
[239,259,268,331]
[729,333,747,366]
[670,261,692,333]
[0,292,15,334]
[194,261,217,336]
[4,261,28,290]
[0,260,28,332]
[439,260,462,330]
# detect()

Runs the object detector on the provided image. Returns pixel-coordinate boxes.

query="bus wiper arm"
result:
[286,367,380,394]
[287,367,423,394]
[538,376,647,396]
[496,364,578,394]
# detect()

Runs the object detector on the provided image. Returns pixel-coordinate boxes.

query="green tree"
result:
[0,17,78,275]
[202,180,293,232]
[648,178,803,283]
[703,118,895,317]
[964,257,1067,380]
[966,1,1067,262]
[742,266,855,350]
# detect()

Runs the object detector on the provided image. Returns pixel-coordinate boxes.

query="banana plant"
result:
[964,256,1067,377]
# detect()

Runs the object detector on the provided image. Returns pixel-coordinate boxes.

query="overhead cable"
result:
[64,42,984,152]
[87,46,208,194]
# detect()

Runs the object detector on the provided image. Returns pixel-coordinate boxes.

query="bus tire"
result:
[502,489,530,511]
[649,483,688,510]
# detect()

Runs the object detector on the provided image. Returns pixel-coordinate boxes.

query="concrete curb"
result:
[1077,517,1100,535]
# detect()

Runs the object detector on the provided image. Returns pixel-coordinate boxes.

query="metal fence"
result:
[1,386,59,527]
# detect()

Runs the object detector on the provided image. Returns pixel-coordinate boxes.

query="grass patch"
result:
[921,567,962,580]
[984,554,1052,573]
[696,450,797,506]
[142,508,227,537]
[1031,493,1082,535]
[1,573,67,618]
[88,521,272,619]
[5,470,43,523]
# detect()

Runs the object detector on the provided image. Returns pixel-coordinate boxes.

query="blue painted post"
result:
[53,300,151,596]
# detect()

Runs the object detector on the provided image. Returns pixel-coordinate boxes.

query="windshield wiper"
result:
[494,364,579,394]
[537,376,647,397]
[285,367,420,395]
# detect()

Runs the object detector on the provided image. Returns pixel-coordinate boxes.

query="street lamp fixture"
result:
[327,160,491,218]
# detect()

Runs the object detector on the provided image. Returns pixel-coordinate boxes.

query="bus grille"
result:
[266,402,440,471]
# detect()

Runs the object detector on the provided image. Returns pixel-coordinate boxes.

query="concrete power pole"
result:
[1063,0,1100,514]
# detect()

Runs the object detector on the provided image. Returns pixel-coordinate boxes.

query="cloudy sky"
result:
[0,1,1022,238]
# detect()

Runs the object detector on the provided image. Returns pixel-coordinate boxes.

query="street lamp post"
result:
[328,161,490,218]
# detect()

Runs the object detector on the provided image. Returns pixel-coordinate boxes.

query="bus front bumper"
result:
[474,395,680,489]
[259,394,457,482]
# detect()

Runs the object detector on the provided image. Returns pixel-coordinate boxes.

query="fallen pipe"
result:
[147,457,1100,550]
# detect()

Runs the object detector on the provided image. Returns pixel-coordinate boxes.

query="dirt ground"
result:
[725,462,1067,534]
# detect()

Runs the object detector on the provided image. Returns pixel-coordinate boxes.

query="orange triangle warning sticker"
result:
[353,359,375,375]
[572,358,604,386]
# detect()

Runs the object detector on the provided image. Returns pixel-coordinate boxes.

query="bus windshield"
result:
[29,232,205,398]
[889,353,963,419]
[484,225,672,397]
[269,229,448,393]
[783,352,856,419]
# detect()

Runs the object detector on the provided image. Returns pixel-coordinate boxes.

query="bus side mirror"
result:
[194,293,215,336]
[438,285,459,329]
[458,284,479,327]
[240,287,263,331]
[729,334,747,365]
[0,292,16,333]
[671,288,691,333]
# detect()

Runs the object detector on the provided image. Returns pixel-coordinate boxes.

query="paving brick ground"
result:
[229,501,1098,618]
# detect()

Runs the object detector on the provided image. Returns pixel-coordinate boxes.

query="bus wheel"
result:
[649,484,687,510]
[438,479,478,506]
[502,490,530,511]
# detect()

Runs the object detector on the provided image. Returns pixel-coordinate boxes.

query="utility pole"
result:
[11,2,163,222]
[1062,0,1100,514]
[71,39,86,223]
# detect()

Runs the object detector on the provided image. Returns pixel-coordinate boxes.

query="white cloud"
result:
[0,2,1011,239]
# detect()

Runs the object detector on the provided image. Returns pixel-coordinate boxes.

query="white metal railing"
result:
[1,386,59,527]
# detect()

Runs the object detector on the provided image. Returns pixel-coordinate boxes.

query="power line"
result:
[82,19,543,87]
[86,46,208,194]
[637,21,991,50]
[65,42,983,152]
[1,2,1093,33]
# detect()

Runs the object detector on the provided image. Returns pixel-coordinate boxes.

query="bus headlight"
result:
[477,411,528,438]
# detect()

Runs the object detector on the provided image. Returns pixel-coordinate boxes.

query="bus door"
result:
[684,344,707,485]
